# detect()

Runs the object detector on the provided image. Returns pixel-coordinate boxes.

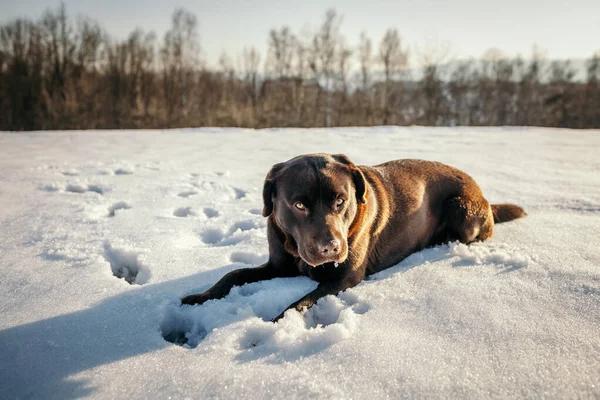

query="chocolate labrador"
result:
[181,154,526,321]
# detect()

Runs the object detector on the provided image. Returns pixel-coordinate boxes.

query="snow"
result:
[0,127,599,399]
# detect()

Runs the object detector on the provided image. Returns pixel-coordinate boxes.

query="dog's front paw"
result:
[181,294,204,306]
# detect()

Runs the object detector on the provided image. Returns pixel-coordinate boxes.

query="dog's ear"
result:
[262,162,285,217]
[332,154,368,204]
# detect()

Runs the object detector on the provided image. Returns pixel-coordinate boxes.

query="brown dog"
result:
[182,154,526,321]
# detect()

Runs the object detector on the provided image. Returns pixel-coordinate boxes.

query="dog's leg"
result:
[271,274,363,322]
[181,263,283,306]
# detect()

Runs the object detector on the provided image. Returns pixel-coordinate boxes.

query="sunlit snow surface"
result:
[1,127,599,399]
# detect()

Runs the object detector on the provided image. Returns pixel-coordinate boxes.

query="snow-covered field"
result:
[1,127,599,399]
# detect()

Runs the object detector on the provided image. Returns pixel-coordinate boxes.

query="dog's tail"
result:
[491,204,527,223]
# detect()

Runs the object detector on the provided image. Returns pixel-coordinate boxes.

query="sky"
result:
[2,0,599,67]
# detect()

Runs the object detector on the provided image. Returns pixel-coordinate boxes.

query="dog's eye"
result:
[294,202,306,210]
[335,198,345,207]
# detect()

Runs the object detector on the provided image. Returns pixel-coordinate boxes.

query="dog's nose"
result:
[317,239,340,255]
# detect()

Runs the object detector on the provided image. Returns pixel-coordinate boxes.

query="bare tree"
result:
[544,60,576,127]
[378,29,408,124]
[292,33,311,125]
[359,32,372,91]
[40,3,76,128]
[267,27,295,78]
[515,45,546,126]
[584,51,600,127]
[415,40,452,125]
[265,27,298,126]
[357,32,374,125]
[242,46,262,123]
[160,8,200,126]
[336,38,352,125]
[479,49,516,125]
[448,61,476,125]
[313,9,343,126]
[0,18,43,129]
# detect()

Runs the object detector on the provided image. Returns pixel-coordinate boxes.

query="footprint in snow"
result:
[203,207,219,218]
[233,188,247,199]
[199,228,245,247]
[173,207,194,217]
[188,181,247,201]
[178,190,198,198]
[108,201,131,217]
[228,219,261,233]
[61,169,79,176]
[114,167,134,175]
[66,183,104,195]
[199,219,263,247]
[39,184,60,192]
[103,243,151,285]
[173,207,219,219]
[200,228,226,245]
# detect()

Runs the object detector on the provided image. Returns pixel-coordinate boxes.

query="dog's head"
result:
[262,153,368,267]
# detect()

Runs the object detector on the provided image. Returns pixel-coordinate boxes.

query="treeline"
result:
[1,5,599,131]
